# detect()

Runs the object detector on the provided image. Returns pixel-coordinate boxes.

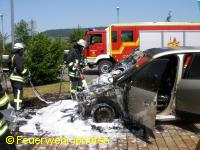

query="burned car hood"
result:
[94,50,145,84]
[76,50,145,102]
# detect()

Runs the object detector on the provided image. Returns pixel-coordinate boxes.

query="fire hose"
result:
[5,66,67,129]
[28,65,67,105]
[29,80,52,104]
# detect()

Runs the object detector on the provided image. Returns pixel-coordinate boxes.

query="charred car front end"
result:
[77,47,200,130]
[76,49,147,122]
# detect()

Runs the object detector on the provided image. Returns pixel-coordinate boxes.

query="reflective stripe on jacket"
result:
[0,123,8,136]
[10,73,24,82]
[68,59,80,77]
[0,93,9,107]
[0,93,9,136]
[10,53,27,82]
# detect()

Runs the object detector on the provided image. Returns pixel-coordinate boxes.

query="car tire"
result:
[98,60,113,74]
[91,103,115,123]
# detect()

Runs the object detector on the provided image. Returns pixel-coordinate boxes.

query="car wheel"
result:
[91,103,115,123]
[98,60,113,74]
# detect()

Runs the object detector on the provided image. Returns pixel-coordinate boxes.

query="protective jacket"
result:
[64,44,84,78]
[0,85,9,139]
[0,85,16,149]
[9,51,28,82]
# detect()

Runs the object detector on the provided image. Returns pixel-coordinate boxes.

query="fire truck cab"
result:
[84,22,200,74]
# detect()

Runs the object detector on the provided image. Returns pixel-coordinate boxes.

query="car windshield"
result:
[113,49,145,70]
[127,49,145,63]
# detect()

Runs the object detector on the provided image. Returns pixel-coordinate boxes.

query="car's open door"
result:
[176,54,200,121]
[127,59,171,131]
[176,79,200,119]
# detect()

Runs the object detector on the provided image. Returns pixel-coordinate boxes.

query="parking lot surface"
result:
[17,122,200,150]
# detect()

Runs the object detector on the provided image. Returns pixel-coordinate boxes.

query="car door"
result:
[127,58,171,130]
[176,54,200,120]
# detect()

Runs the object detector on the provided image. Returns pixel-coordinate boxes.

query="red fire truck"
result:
[84,22,200,74]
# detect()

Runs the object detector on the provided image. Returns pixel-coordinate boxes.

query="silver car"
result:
[127,47,200,130]
[77,47,200,130]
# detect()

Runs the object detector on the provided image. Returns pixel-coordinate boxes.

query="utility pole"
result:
[116,6,120,24]
[29,19,37,38]
[0,13,4,52]
[10,0,14,47]
[30,19,35,37]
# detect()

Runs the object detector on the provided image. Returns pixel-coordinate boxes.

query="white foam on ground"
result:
[19,100,127,138]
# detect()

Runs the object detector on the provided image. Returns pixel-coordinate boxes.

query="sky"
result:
[0,0,200,36]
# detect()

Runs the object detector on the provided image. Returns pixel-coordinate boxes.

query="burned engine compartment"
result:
[76,50,145,122]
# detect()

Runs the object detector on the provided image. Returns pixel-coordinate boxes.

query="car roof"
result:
[143,47,200,59]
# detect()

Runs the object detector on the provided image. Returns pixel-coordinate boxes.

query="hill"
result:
[42,26,106,39]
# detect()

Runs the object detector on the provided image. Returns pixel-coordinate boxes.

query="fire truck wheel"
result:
[92,103,115,123]
[98,60,113,74]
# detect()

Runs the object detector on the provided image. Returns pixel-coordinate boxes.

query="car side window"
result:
[184,54,200,79]
[182,54,192,78]
[132,59,170,92]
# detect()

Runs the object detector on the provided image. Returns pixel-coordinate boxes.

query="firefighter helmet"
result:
[13,43,25,53]
[77,39,86,48]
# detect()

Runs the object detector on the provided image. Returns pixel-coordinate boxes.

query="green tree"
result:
[26,33,64,85]
[0,32,9,52]
[15,19,31,45]
[4,42,12,55]
[68,28,85,44]
[63,40,72,50]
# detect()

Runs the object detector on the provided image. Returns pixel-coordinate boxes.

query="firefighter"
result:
[9,43,28,111]
[0,84,16,149]
[64,39,86,100]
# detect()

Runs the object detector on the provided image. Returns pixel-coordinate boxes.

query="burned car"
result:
[77,47,200,130]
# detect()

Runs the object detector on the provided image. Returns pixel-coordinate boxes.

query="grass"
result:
[6,81,70,101]
[5,74,95,101]
[23,81,70,100]
[22,76,94,100]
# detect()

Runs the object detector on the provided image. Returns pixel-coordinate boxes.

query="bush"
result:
[26,33,64,85]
